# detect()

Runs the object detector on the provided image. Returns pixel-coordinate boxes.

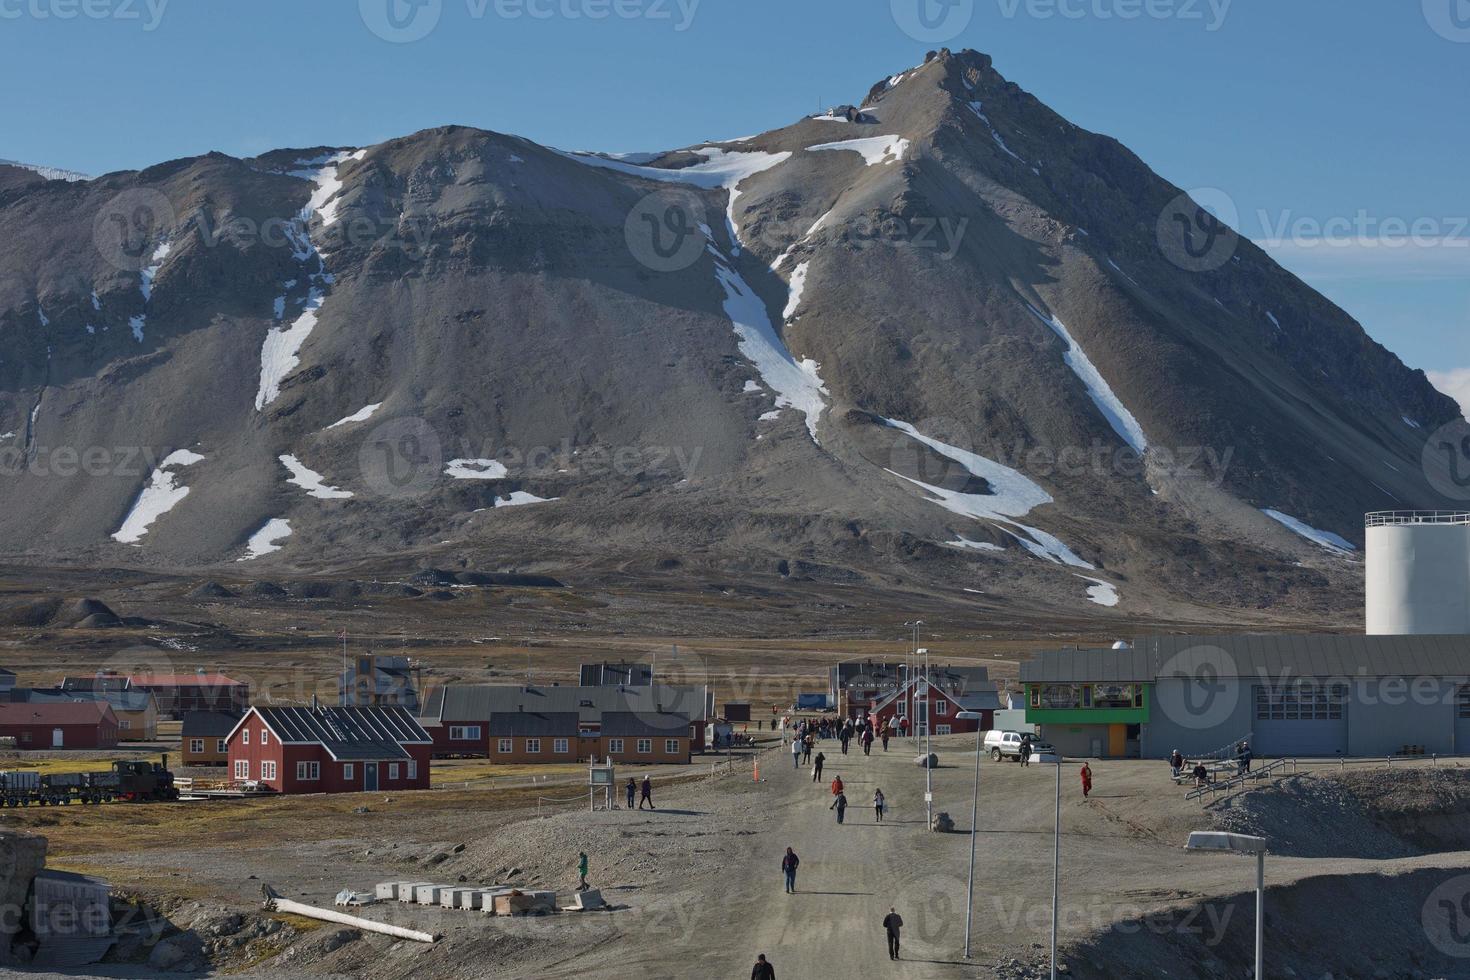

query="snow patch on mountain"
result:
[494,491,557,507]
[1026,303,1148,453]
[968,103,1023,162]
[947,535,1004,553]
[0,159,90,182]
[239,518,292,560]
[254,154,354,411]
[705,235,828,443]
[446,458,509,480]
[280,454,353,499]
[1075,574,1120,607]
[783,262,810,321]
[326,403,382,429]
[1262,509,1356,556]
[880,418,1092,568]
[807,136,911,167]
[111,449,206,545]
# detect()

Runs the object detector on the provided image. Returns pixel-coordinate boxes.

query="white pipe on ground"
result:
[263,891,439,943]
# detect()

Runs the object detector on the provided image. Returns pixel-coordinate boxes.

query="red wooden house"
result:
[869,677,1000,736]
[226,705,432,795]
[0,702,119,750]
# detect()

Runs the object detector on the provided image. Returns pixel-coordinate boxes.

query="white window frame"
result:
[450,725,482,741]
[343,763,354,780]
[189,738,204,754]
[296,761,320,781]
[637,738,652,754]
[665,739,680,754]
[553,738,569,754]
[234,759,249,780]
[608,738,624,754]
[261,729,269,746]
[526,738,541,754]
[935,701,949,716]
[407,760,417,780]
[262,760,277,780]
[216,738,227,753]
[936,724,953,736]
[388,763,400,780]
[498,738,513,753]
[242,728,249,745]
[119,719,131,730]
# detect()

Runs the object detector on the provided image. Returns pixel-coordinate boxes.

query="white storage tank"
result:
[1365,512,1470,635]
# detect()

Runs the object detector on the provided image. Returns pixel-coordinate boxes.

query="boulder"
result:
[0,831,47,965]
[915,752,938,769]
[931,812,956,833]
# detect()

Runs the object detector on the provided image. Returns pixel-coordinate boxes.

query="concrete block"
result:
[375,882,410,901]
[563,889,605,911]
[397,882,433,903]
[440,888,483,910]
[413,884,446,905]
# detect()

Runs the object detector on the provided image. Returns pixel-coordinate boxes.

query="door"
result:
[364,763,378,791]
[52,728,64,748]
[1107,724,1126,757]
[1253,684,1347,757]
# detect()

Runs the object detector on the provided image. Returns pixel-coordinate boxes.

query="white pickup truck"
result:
[983,730,1057,762]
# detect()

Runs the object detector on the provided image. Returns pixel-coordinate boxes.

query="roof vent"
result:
[1112,640,1131,650]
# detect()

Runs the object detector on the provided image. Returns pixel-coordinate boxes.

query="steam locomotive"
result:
[0,755,179,806]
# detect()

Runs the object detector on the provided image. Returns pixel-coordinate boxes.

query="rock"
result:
[931,812,956,832]
[451,843,466,853]
[147,936,202,972]
[0,831,47,965]
[915,752,938,769]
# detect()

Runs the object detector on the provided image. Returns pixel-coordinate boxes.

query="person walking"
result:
[873,788,885,823]
[577,851,589,890]
[840,730,850,755]
[639,775,655,810]
[1237,741,1253,775]
[1019,739,1032,768]
[781,847,799,894]
[882,907,904,960]
[791,734,802,769]
[1080,762,1093,800]
[861,728,873,756]
[624,777,636,809]
[812,751,825,782]
[881,726,890,752]
[752,953,776,980]
[830,790,848,824]
[830,774,844,797]
[802,735,813,765]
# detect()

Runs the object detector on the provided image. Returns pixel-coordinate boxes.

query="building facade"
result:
[339,655,422,711]
[124,673,249,718]
[226,705,432,794]
[486,712,581,763]
[869,677,999,736]
[180,711,240,766]
[1020,634,1470,759]
[0,702,119,749]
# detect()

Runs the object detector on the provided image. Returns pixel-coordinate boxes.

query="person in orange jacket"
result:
[1080,762,1093,799]
[830,775,844,797]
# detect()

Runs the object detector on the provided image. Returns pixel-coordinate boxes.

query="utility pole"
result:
[339,628,347,707]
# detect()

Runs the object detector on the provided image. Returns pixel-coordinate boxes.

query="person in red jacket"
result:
[830,775,844,797]
[1080,762,1093,799]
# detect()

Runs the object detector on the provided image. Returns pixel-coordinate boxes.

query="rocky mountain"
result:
[0,49,1459,624]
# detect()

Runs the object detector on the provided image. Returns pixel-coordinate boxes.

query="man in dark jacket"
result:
[812,751,825,782]
[883,907,904,960]
[752,953,776,980]
[639,775,655,810]
[781,847,799,893]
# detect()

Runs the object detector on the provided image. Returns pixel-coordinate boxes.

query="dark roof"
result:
[181,711,242,737]
[486,711,580,738]
[61,675,129,693]
[423,683,712,724]
[0,702,117,726]
[12,688,154,712]
[243,705,430,761]
[579,662,654,686]
[128,673,246,688]
[1019,634,1470,683]
[599,711,690,739]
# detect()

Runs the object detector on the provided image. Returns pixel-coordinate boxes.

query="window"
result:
[261,729,269,746]
[407,760,417,780]
[234,760,249,780]
[637,739,652,754]
[935,702,949,716]
[242,728,249,745]
[553,738,569,754]
[388,763,400,780]
[450,726,482,741]
[936,725,952,736]
[296,761,320,780]
[526,738,541,753]
[262,761,277,780]
[189,739,204,754]
[498,738,513,753]
[665,739,680,754]
[119,719,131,730]
[1040,684,1081,710]
[1093,684,1137,709]
[1029,687,1040,708]
[1458,685,1470,719]
[1254,683,1347,721]
[216,738,227,753]
[343,763,354,780]
[608,738,624,754]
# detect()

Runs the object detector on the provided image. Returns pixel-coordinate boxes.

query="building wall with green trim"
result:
[1022,684,1151,726]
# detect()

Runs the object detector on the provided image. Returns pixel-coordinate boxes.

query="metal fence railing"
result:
[1365,510,1470,527]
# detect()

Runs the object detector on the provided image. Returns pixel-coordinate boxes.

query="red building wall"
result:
[870,690,988,735]
[0,719,119,750]
[429,721,490,758]
[226,712,431,795]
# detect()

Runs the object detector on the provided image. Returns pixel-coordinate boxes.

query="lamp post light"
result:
[956,709,985,959]
[903,620,923,747]
[1185,832,1267,980]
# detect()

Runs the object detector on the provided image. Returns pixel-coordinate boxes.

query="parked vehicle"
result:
[983,730,1057,762]
[0,755,178,806]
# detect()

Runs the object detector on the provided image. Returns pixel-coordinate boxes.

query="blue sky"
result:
[3,0,1466,404]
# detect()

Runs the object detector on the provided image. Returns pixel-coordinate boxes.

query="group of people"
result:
[623,775,656,809]
[823,773,887,824]
[1169,740,1253,788]
[787,713,894,763]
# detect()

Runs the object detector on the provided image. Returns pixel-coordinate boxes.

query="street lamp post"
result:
[956,710,985,959]
[1185,831,1267,980]
[1050,752,1061,980]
